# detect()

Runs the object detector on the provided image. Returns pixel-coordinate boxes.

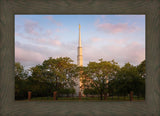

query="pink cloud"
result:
[45,29,53,36]
[56,28,60,32]
[45,16,62,26]
[91,38,102,42]
[94,19,100,25]
[55,28,69,33]
[90,37,129,45]
[83,38,145,66]
[107,42,144,58]
[15,31,61,47]
[107,41,145,65]
[15,32,35,41]
[15,41,77,68]
[15,46,45,64]
[107,38,129,46]
[24,20,40,35]
[36,38,61,46]
[52,39,61,46]
[96,23,139,34]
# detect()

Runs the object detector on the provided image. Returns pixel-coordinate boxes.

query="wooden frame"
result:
[0,0,160,115]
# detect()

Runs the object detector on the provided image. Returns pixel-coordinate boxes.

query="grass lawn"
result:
[28,96,145,101]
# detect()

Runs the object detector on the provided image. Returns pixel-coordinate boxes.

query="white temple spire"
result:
[78,24,82,47]
[77,24,83,66]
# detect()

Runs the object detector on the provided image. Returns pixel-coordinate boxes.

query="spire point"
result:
[77,24,83,66]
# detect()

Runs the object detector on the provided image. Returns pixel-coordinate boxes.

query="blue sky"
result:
[15,15,145,69]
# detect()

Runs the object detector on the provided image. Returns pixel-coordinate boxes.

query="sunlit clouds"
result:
[96,23,140,34]
[45,16,62,26]
[24,20,40,35]
[15,15,145,69]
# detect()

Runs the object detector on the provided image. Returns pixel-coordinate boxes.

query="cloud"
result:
[15,16,144,68]
[36,38,62,46]
[15,40,77,68]
[45,29,53,36]
[56,28,60,32]
[94,19,100,25]
[83,38,145,66]
[15,36,145,69]
[16,18,62,47]
[107,38,129,46]
[96,22,139,34]
[45,16,62,26]
[15,46,46,66]
[15,41,61,67]
[106,42,145,65]
[91,38,102,42]
[24,20,40,35]
[16,31,61,47]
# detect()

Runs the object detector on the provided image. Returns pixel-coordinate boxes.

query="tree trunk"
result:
[138,93,140,99]
[100,93,103,100]
[55,77,58,100]
[104,93,107,100]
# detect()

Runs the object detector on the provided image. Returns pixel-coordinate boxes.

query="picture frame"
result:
[0,0,159,115]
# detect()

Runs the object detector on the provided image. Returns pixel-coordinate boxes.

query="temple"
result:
[75,24,83,96]
[77,24,83,66]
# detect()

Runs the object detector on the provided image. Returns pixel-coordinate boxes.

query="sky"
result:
[15,15,145,69]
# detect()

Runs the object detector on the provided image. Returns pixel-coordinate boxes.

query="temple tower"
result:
[77,24,83,95]
[74,24,83,96]
[77,24,83,66]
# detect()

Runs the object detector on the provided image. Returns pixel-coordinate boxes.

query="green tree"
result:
[82,59,120,100]
[29,57,78,97]
[15,62,28,79]
[111,62,145,98]
[15,62,28,99]
[137,60,146,97]
[137,60,146,78]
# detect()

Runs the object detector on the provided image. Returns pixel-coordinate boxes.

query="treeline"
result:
[15,57,78,100]
[81,59,145,100]
[15,57,145,100]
